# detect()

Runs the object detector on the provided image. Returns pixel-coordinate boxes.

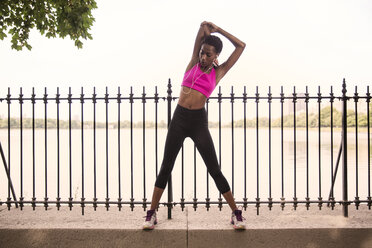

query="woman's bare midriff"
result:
[178,86,207,109]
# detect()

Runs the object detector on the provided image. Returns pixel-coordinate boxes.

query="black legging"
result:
[155,104,231,194]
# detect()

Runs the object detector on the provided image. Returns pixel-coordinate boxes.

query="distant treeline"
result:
[233,106,371,128]
[0,118,169,129]
[0,106,371,129]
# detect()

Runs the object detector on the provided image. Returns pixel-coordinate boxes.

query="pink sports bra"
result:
[181,63,216,98]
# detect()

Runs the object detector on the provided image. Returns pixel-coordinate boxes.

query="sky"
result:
[0,0,372,102]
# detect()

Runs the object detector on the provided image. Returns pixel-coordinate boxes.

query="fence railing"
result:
[0,79,371,218]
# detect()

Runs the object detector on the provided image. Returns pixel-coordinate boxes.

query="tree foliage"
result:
[234,106,372,128]
[0,0,97,50]
[1,106,371,129]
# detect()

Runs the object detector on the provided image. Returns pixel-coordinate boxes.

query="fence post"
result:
[167,79,173,219]
[342,79,349,217]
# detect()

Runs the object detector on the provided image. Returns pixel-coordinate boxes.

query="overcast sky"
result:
[1,0,371,98]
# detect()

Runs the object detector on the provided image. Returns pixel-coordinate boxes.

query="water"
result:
[0,128,370,205]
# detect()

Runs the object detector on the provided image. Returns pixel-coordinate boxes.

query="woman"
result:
[143,21,246,230]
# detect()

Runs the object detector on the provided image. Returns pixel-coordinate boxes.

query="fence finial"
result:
[342,78,347,95]
[167,78,172,97]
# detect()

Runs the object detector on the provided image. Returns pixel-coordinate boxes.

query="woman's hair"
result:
[203,35,223,54]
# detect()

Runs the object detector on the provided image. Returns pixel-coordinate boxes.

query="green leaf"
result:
[75,39,83,49]
[25,43,32,50]
[0,31,7,40]
[2,0,97,50]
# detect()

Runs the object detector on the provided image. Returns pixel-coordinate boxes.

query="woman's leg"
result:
[191,122,238,211]
[150,109,186,210]
[222,190,238,211]
[150,186,165,210]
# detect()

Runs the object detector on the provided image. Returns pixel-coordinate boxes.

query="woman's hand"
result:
[201,21,219,34]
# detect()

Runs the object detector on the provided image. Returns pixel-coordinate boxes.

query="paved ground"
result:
[1,203,371,229]
[0,204,372,247]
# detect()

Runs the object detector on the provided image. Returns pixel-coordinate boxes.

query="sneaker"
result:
[231,208,246,230]
[143,209,157,230]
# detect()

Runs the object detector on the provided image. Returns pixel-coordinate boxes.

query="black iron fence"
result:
[0,79,371,218]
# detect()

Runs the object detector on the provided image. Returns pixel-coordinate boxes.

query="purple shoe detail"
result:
[234,209,243,221]
[145,210,155,221]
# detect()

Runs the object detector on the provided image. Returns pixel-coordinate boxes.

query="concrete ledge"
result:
[1,204,372,247]
[0,229,186,248]
[189,229,372,248]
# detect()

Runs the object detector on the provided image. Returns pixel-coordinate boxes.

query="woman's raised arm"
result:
[205,22,246,84]
[185,21,211,72]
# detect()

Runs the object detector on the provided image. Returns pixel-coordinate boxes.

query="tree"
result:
[0,0,97,50]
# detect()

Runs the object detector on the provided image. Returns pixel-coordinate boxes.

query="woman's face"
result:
[199,44,218,69]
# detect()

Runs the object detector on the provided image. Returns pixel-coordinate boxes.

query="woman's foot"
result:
[231,208,246,230]
[143,209,157,230]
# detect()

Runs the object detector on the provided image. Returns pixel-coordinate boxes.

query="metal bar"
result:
[280,86,285,209]
[2,199,362,206]
[8,95,347,101]
[181,143,185,211]
[56,87,61,210]
[0,142,18,208]
[2,199,363,207]
[68,87,73,210]
[130,87,134,210]
[193,94,197,210]
[32,87,36,210]
[93,87,98,210]
[206,100,210,210]
[354,86,360,209]
[7,88,11,208]
[318,86,323,209]
[44,87,48,210]
[268,86,272,209]
[142,86,147,209]
[367,86,371,209]
[231,86,235,195]
[342,79,349,217]
[305,86,310,209]
[330,86,335,208]
[181,90,185,211]
[328,140,342,207]
[80,87,85,215]
[193,142,197,211]
[255,86,260,214]
[19,87,24,209]
[155,86,159,177]
[293,86,297,209]
[105,87,109,210]
[167,79,173,219]
[243,86,248,209]
[218,86,223,210]
[117,87,122,210]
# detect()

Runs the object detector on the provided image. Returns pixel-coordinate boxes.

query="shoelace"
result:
[234,209,246,222]
[144,210,155,221]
